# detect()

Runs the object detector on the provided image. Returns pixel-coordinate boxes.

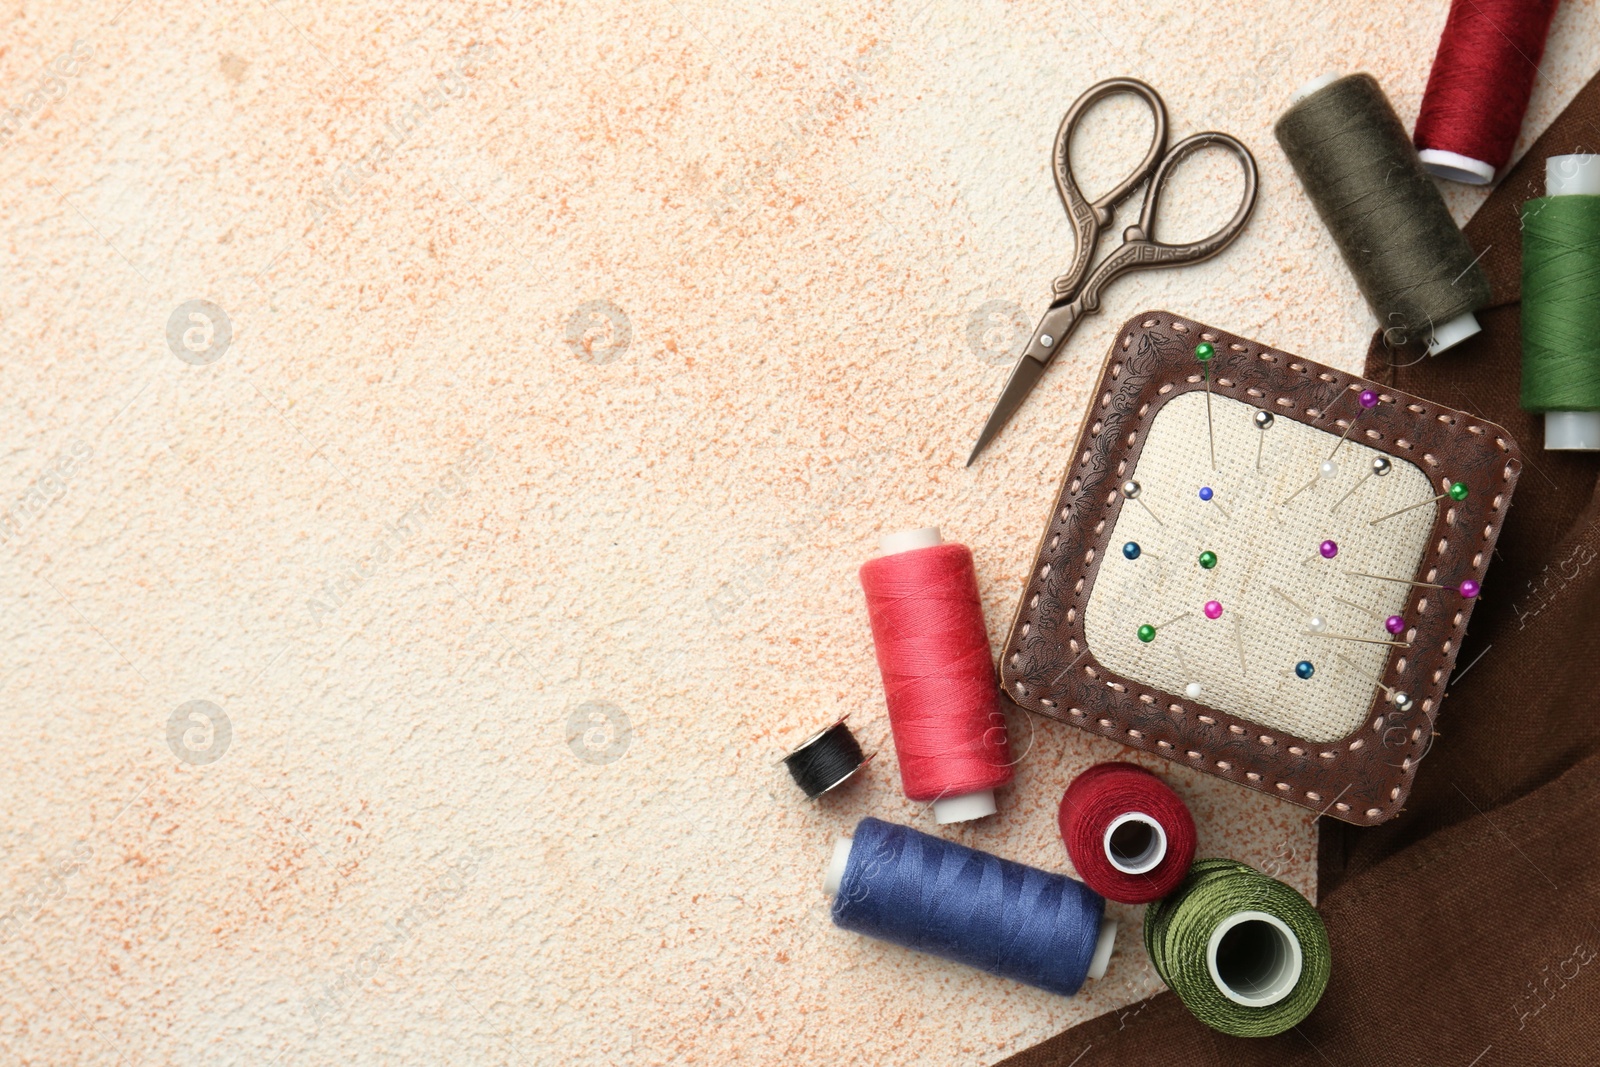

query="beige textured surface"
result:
[1084,391,1434,742]
[0,2,1596,1064]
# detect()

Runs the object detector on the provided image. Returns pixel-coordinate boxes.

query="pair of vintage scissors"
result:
[967,78,1260,465]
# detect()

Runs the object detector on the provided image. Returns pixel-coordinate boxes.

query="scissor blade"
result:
[967,355,1049,467]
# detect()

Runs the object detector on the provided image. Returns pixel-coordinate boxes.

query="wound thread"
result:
[859,532,1013,818]
[1275,73,1490,350]
[1521,192,1600,413]
[1059,762,1197,904]
[1414,0,1560,184]
[1145,859,1331,1037]
[783,719,868,799]
[829,817,1110,996]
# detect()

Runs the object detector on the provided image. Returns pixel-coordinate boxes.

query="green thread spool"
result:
[1144,859,1331,1037]
[1521,154,1600,451]
[1275,73,1491,355]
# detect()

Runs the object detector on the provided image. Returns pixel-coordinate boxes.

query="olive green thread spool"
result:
[1521,154,1600,451]
[1144,859,1331,1037]
[1275,73,1491,355]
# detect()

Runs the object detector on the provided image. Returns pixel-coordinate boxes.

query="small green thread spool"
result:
[1521,154,1600,451]
[1275,73,1490,355]
[1144,859,1331,1037]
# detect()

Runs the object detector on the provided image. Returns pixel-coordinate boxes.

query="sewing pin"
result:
[1272,586,1329,634]
[1232,616,1248,675]
[1198,485,1231,520]
[1305,631,1410,648]
[1327,388,1381,460]
[1348,571,1481,598]
[1137,610,1192,643]
[1120,480,1164,526]
[1196,342,1216,471]
[1121,541,1161,561]
[1378,684,1415,712]
[1369,481,1469,526]
[1333,595,1407,636]
[1281,458,1340,506]
[1301,539,1338,566]
[1331,455,1393,512]
[1253,409,1273,471]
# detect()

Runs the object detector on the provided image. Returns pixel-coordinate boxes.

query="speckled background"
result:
[1,2,1597,1064]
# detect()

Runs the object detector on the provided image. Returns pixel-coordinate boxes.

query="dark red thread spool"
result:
[1059,762,1197,904]
[1414,0,1560,185]
[858,527,1012,823]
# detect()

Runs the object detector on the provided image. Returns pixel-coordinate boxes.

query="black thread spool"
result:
[783,719,870,799]
[1275,73,1491,355]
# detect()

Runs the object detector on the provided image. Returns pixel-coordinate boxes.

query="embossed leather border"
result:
[999,311,1522,825]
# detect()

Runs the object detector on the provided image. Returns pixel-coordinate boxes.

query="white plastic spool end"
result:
[1290,72,1342,106]
[879,526,942,555]
[1087,918,1118,980]
[1418,148,1495,186]
[1206,910,1304,1007]
[1544,412,1600,451]
[1427,311,1481,355]
[1103,811,1168,875]
[823,837,853,896]
[932,789,997,825]
[1547,154,1600,196]
[1540,155,1600,451]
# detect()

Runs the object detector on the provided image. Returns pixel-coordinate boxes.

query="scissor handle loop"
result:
[1050,78,1168,301]
[1071,131,1260,315]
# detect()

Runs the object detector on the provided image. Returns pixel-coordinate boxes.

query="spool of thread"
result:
[825,817,1118,996]
[1058,762,1197,904]
[1414,0,1561,185]
[782,718,871,799]
[1144,859,1331,1038]
[858,527,1013,824]
[1521,154,1600,451]
[1276,73,1491,355]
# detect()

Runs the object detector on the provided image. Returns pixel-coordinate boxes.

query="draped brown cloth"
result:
[1002,71,1600,1067]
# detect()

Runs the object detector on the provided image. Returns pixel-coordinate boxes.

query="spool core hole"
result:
[1206,910,1303,1007]
[1102,812,1167,875]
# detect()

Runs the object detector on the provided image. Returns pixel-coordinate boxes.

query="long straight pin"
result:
[1232,616,1248,676]
[1349,571,1482,599]
[1271,585,1310,613]
[1327,388,1381,460]
[1280,457,1340,506]
[1254,410,1273,471]
[1305,631,1410,648]
[1198,486,1231,520]
[1135,610,1191,644]
[1196,342,1217,471]
[1334,595,1408,636]
[1331,456,1393,512]
[1369,481,1468,526]
[1120,480,1163,526]
[1301,539,1338,566]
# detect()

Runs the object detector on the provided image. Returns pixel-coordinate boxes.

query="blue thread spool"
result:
[824,817,1117,995]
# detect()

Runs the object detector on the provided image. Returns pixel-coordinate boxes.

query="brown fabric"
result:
[1001,70,1600,1067]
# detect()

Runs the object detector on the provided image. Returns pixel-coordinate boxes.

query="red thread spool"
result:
[1414,0,1560,185]
[1058,763,1196,904]
[858,527,1012,823]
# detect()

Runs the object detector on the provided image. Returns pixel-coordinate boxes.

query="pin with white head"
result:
[1121,480,1163,526]
[1332,455,1392,512]
[1378,684,1415,712]
[1281,457,1340,506]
